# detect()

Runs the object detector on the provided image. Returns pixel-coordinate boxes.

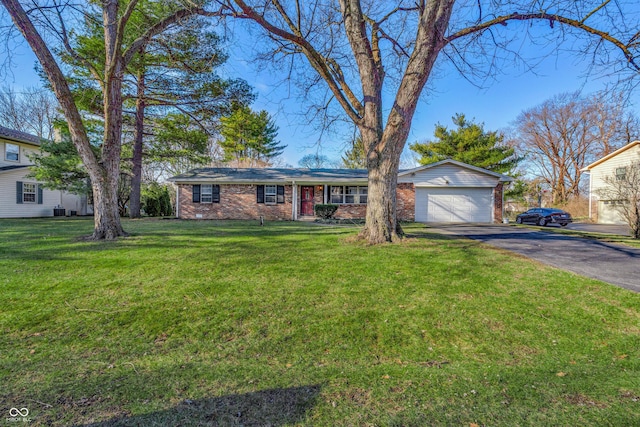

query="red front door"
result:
[301,186,315,216]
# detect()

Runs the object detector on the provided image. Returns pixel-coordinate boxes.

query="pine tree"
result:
[219,106,285,166]
[410,114,521,174]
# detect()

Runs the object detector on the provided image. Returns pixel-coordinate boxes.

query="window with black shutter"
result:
[277,185,285,204]
[212,185,220,203]
[192,185,201,203]
[257,185,265,203]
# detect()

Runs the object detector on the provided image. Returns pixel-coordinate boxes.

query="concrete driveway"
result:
[565,222,631,236]
[428,224,640,292]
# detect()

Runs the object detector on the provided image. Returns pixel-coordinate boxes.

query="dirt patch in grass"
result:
[563,393,609,409]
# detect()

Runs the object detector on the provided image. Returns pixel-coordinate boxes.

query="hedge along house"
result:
[169,159,512,223]
[0,126,90,218]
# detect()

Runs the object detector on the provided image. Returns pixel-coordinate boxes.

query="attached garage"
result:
[416,187,493,223]
[597,200,626,225]
[398,159,512,224]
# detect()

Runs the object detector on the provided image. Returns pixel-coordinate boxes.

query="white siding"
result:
[590,144,640,225]
[399,164,499,187]
[415,187,493,223]
[0,139,39,168]
[0,168,86,218]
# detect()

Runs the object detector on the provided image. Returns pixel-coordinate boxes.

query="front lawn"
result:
[1,219,639,426]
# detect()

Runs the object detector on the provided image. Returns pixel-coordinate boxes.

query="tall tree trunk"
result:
[130,68,145,218]
[2,0,127,240]
[91,172,126,239]
[360,152,402,243]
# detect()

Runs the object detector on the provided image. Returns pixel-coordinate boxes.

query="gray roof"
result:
[170,167,369,183]
[0,126,42,146]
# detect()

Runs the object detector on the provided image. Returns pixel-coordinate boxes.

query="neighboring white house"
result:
[0,125,91,218]
[583,140,640,224]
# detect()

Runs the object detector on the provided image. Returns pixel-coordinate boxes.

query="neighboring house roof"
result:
[583,140,640,171]
[0,125,42,146]
[398,159,514,182]
[170,168,369,183]
[0,165,30,173]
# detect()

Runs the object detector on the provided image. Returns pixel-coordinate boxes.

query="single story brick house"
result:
[0,126,90,218]
[169,159,512,223]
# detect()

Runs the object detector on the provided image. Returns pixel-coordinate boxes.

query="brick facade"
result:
[177,182,416,221]
[178,184,293,220]
[396,183,415,222]
[493,183,504,223]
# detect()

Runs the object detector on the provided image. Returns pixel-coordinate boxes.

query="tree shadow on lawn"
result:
[77,384,322,427]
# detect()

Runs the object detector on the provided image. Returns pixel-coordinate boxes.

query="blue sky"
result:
[3,18,638,168]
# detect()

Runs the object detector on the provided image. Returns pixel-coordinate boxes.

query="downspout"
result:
[587,171,592,221]
[291,181,297,220]
[501,182,505,223]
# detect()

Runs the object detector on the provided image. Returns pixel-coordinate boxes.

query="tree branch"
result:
[446,12,639,72]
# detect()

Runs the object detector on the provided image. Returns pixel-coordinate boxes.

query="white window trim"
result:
[23,182,37,203]
[201,184,213,203]
[265,185,277,204]
[330,185,368,204]
[5,143,19,162]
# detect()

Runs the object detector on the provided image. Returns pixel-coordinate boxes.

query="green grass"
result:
[1,218,639,426]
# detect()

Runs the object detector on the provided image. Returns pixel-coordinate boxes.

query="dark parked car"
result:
[515,208,573,227]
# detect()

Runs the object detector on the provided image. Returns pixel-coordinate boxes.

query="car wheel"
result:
[516,217,522,224]
[538,217,547,226]
[560,223,568,227]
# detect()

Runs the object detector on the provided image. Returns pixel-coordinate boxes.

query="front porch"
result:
[292,184,368,221]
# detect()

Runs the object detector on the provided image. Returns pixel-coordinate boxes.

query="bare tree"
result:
[598,162,640,239]
[1,0,217,239]
[215,0,640,243]
[0,86,59,139]
[514,92,639,204]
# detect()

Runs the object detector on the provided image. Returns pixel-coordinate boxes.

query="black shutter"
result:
[192,185,201,203]
[37,185,43,204]
[257,185,265,203]
[212,185,220,203]
[277,185,285,204]
[16,181,23,204]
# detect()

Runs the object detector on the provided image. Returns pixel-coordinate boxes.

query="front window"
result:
[265,185,277,204]
[616,167,627,181]
[330,186,367,204]
[23,182,36,203]
[5,143,19,161]
[201,184,213,203]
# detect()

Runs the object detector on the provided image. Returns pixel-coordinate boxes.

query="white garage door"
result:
[415,187,493,223]
[597,200,626,225]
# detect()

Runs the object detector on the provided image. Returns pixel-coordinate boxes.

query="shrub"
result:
[314,204,339,219]
[142,183,173,217]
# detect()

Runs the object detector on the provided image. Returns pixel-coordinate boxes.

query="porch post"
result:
[292,181,297,220]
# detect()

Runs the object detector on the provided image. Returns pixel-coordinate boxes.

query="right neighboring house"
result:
[583,140,640,224]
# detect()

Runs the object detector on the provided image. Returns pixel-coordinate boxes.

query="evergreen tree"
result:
[63,13,254,217]
[219,106,285,166]
[342,135,366,169]
[409,114,522,174]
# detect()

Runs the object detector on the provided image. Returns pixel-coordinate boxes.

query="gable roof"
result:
[583,140,640,171]
[397,159,513,182]
[170,167,369,183]
[0,126,42,146]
